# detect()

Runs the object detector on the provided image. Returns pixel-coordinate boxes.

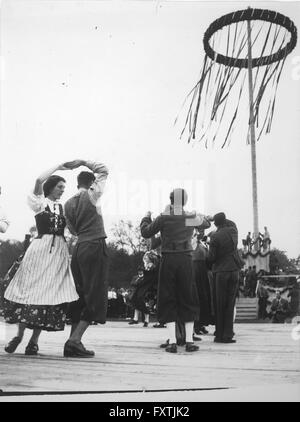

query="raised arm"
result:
[61,159,109,205]
[186,213,213,229]
[196,214,213,230]
[85,161,109,205]
[140,213,162,239]
[33,163,70,196]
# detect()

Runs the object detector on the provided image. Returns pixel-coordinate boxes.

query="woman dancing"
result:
[4,162,79,355]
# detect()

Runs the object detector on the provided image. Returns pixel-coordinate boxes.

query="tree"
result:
[110,220,148,255]
[108,220,150,288]
[0,239,24,279]
[269,248,298,274]
[105,244,142,289]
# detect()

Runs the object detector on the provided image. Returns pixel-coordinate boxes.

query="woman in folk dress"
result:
[4,163,79,355]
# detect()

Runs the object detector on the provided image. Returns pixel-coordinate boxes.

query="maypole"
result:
[177,6,297,269]
[246,15,259,250]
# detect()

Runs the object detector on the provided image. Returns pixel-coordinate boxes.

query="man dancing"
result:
[140,188,211,353]
[63,160,109,357]
[207,213,240,344]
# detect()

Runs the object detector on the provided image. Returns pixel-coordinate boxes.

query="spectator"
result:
[269,290,290,323]
[128,267,150,326]
[244,267,252,297]
[249,265,258,297]
[115,288,127,318]
[287,278,300,318]
[246,232,252,252]
[256,280,269,320]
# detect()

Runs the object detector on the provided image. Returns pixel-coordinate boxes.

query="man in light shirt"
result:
[0,186,9,233]
[63,160,109,358]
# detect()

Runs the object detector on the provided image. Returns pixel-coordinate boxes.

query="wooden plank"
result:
[0,320,299,395]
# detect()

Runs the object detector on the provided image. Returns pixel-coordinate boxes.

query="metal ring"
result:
[203,8,297,68]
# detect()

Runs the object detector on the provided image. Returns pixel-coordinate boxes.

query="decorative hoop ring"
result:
[203,8,297,68]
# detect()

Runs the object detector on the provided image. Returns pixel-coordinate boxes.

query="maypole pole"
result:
[179,6,297,266]
[246,11,259,251]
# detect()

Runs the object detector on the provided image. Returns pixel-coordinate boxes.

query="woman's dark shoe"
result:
[185,342,199,352]
[79,342,95,356]
[153,323,166,328]
[143,322,148,327]
[25,342,39,356]
[4,336,22,354]
[63,340,94,358]
[165,343,177,353]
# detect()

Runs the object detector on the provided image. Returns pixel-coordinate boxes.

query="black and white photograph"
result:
[0,0,299,403]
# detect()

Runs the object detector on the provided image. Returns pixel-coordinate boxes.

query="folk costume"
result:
[192,237,214,331]
[141,191,211,353]
[141,208,210,324]
[129,251,160,317]
[4,194,78,331]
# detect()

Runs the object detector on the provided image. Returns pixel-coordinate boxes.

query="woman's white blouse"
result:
[27,192,61,216]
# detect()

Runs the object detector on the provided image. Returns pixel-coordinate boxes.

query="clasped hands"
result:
[58,160,86,171]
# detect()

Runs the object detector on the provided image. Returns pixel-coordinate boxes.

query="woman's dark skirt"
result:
[193,260,215,327]
[3,300,68,331]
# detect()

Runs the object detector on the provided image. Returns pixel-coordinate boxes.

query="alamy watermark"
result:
[100,173,206,218]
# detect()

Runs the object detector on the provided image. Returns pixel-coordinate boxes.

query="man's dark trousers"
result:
[214,271,239,340]
[68,239,109,324]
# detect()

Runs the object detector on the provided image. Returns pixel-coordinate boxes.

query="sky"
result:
[0,0,299,257]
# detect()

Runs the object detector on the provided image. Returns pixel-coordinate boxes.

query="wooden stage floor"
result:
[0,320,299,401]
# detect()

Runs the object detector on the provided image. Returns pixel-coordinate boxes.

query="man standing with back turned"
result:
[141,188,212,353]
[63,159,109,358]
[207,212,240,344]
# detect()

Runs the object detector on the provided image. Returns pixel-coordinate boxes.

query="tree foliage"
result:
[110,220,148,255]
[0,220,150,289]
[0,239,24,279]
[106,220,150,287]
[269,248,298,273]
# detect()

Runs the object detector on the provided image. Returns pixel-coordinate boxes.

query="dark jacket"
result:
[140,207,211,254]
[207,219,240,273]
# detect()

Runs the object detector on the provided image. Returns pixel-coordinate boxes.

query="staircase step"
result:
[237,306,257,309]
